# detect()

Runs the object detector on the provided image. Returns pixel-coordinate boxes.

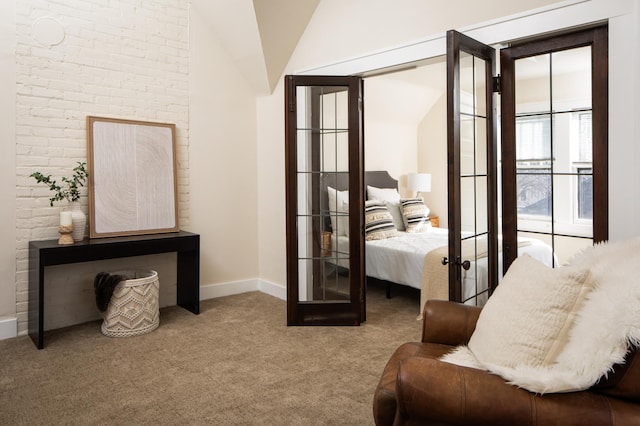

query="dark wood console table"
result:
[29,231,200,349]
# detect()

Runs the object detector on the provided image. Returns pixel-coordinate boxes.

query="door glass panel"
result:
[515,53,550,115]
[474,57,487,116]
[475,176,488,235]
[475,118,487,175]
[554,235,592,266]
[461,233,490,305]
[295,86,350,303]
[553,175,592,237]
[517,231,556,267]
[321,131,350,172]
[516,169,552,236]
[510,41,597,267]
[460,115,475,175]
[552,110,592,174]
[552,46,591,111]
[460,52,474,115]
[335,131,349,172]
[461,234,478,305]
[460,176,475,233]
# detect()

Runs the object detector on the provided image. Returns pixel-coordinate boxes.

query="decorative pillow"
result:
[327,186,349,237]
[364,200,397,241]
[464,254,593,369]
[367,185,405,231]
[442,238,640,394]
[399,198,431,233]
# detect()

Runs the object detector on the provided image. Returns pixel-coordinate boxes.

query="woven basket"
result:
[101,270,160,338]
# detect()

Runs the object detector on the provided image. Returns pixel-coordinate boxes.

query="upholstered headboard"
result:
[365,171,398,192]
[320,170,398,193]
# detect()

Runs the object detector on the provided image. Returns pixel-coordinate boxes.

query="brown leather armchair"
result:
[373,300,640,425]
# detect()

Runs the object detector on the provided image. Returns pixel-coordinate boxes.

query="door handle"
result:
[441,256,471,270]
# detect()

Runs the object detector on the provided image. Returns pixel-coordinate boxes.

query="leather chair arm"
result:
[421,300,481,346]
[394,357,640,425]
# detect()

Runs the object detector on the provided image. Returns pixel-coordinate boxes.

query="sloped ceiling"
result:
[253,0,319,92]
[191,0,319,95]
[366,60,446,126]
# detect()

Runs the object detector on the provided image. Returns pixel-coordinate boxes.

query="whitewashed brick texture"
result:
[15,0,190,335]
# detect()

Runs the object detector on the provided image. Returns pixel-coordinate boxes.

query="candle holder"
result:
[58,225,74,245]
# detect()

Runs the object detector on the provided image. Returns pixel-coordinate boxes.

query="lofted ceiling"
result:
[191,0,319,95]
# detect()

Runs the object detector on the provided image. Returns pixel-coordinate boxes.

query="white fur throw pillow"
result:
[442,237,640,394]
[465,254,592,368]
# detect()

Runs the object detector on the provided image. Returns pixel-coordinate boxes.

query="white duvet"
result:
[332,227,555,304]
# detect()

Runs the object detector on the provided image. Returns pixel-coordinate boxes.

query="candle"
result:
[60,211,72,226]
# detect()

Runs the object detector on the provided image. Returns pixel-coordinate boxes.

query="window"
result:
[515,111,593,225]
[577,167,593,220]
[515,116,552,218]
[575,111,593,221]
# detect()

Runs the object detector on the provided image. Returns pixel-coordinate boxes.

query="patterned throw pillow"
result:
[367,185,405,231]
[400,198,431,233]
[364,200,397,240]
[327,186,349,236]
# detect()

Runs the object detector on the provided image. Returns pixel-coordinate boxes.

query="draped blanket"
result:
[419,238,531,319]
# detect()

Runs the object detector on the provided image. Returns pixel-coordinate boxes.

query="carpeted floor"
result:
[0,280,421,425]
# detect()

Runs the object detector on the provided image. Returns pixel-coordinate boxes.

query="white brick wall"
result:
[15,0,190,335]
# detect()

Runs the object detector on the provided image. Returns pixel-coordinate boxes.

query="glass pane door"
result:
[446,30,498,305]
[500,26,608,270]
[285,75,365,325]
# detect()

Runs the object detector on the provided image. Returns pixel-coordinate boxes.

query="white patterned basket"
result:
[101,270,160,338]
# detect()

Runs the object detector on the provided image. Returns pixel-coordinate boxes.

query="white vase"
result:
[70,204,86,242]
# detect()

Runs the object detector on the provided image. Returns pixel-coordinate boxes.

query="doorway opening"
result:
[285,24,608,325]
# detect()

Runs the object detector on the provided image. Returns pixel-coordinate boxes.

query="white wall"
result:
[257,0,640,290]
[364,77,419,192]
[189,11,259,287]
[0,0,17,337]
[417,93,448,226]
[12,0,190,335]
[294,0,561,75]
[608,2,640,240]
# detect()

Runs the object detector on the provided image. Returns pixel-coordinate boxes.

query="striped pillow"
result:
[400,198,431,233]
[364,200,397,240]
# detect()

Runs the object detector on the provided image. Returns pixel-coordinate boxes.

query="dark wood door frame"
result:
[285,75,365,326]
[446,30,499,302]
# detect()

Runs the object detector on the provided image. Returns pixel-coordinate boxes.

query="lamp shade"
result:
[408,173,432,193]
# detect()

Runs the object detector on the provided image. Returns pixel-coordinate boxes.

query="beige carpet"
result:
[0,280,421,425]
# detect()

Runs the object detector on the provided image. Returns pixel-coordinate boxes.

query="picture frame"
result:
[86,116,179,238]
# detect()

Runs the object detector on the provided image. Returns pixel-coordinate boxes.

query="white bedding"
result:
[332,227,555,304]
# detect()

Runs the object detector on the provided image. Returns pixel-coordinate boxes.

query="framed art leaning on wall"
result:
[86,116,179,238]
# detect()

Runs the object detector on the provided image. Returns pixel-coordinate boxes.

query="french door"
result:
[284,75,365,325]
[445,25,608,302]
[445,30,499,304]
[500,26,608,270]
[284,26,608,322]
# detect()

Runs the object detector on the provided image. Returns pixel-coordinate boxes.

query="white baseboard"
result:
[200,279,286,301]
[0,281,285,342]
[258,279,286,300]
[0,317,17,340]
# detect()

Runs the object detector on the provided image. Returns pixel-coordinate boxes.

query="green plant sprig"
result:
[30,162,89,207]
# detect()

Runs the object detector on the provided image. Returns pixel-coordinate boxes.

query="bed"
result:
[323,171,555,311]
